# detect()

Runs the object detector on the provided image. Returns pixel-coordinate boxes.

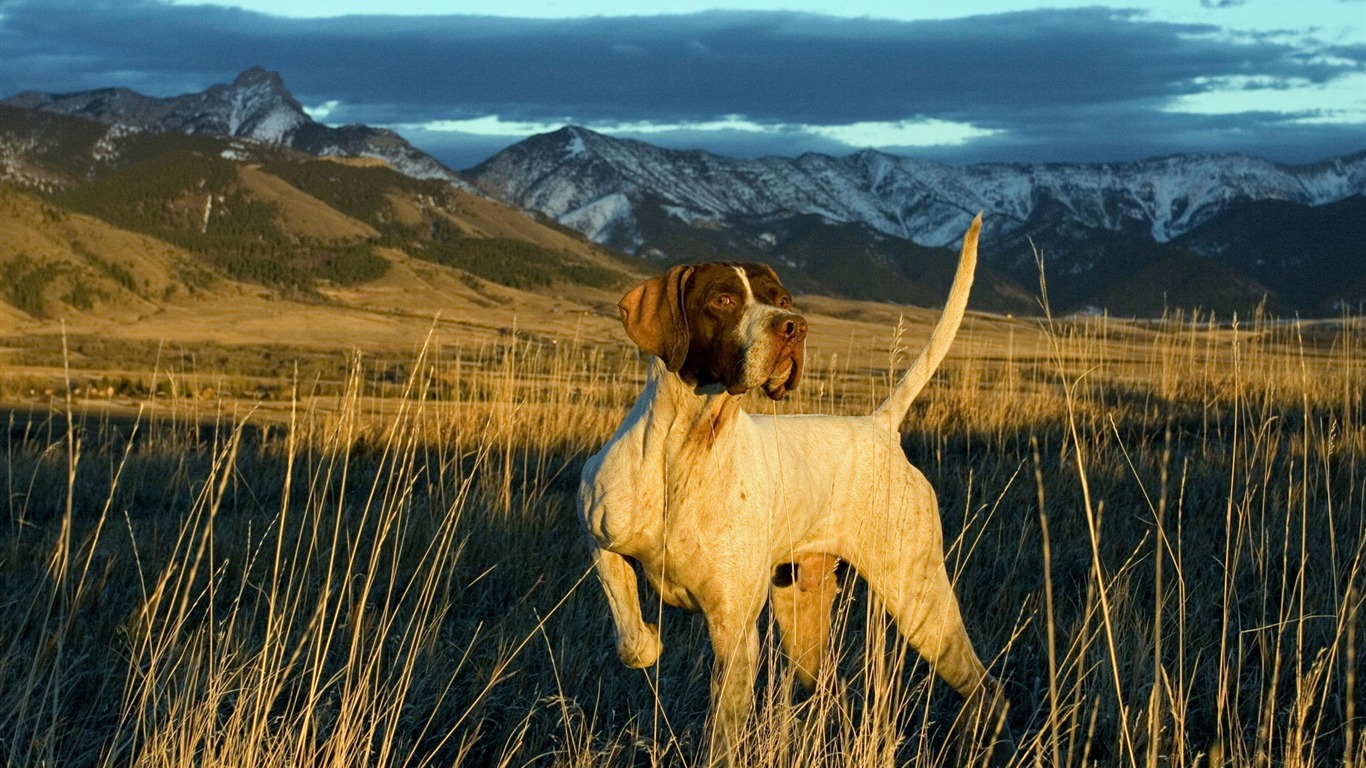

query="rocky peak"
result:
[231,66,287,90]
[195,67,309,143]
[2,69,463,184]
[1,67,308,144]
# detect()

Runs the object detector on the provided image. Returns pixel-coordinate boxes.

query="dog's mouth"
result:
[760,359,796,400]
[760,341,804,400]
[725,354,796,399]
[722,333,805,400]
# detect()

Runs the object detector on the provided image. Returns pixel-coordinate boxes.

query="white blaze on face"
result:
[731,266,788,389]
[731,265,757,305]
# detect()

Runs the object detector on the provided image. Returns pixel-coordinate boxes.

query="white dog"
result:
[579,215,1004,763]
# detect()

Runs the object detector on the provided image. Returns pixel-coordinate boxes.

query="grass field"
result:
[1,302,1363,766]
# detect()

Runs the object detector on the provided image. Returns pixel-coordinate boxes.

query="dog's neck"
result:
[645,359,744,455]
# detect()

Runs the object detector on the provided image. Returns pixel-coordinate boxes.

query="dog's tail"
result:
[873,213,980,430]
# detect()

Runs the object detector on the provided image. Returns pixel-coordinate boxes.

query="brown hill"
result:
[0,102,648,350]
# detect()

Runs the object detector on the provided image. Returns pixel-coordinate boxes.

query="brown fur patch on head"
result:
[677,263,752,388]
[620,262,805,398]
[618,265,694,371]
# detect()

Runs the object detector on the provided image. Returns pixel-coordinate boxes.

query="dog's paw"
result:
[617,622,663,668]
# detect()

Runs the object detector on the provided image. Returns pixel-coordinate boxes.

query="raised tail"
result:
[873,213,981,430]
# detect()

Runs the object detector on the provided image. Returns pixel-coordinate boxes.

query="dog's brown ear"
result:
[618,265,694,371]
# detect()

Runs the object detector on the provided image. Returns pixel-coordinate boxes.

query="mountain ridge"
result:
[6,69,1365,316]
[4,68,462,184]
[469,125,1365,248]
[467,125,1366,314]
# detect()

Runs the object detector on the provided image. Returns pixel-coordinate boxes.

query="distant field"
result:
[1,304,1363,767]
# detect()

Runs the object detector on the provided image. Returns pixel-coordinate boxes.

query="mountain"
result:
[3,68,460,184]
[8,69,1364,317]
[1174,195,1366,313]
[0,99,643,332]
[467,126,1366,314]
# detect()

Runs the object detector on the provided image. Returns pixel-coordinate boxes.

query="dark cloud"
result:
[1,0,1361,166]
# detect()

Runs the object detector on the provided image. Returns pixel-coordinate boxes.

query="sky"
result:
[1,0,1363,170]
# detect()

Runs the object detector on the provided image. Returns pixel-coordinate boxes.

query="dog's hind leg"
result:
[770,553,840,692]
[850,511,1014,756]
[591,547,662,668]
[844,498,989,696]
[882,563,988,695]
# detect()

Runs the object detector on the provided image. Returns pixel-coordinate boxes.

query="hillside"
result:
[1,74,1021,369]
[1175,195,1366,313]
[0,102,646,349]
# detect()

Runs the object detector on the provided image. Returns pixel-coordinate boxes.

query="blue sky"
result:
[2,0,1363,169]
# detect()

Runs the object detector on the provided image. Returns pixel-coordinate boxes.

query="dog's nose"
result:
[773,313,808,342]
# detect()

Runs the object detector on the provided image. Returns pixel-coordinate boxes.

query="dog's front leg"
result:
[591,547,662,668]
[704,606,761,766]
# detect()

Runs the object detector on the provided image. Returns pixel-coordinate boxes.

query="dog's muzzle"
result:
[759,312,807,400]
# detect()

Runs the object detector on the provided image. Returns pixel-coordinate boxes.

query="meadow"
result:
[1,302,1363,767]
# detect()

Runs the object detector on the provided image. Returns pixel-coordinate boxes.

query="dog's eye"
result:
[713,294,735,308]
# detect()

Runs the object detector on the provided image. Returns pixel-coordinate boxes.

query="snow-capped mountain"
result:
[4,68,460,183]
[466,126,1366,314]
[469,126,1366,253]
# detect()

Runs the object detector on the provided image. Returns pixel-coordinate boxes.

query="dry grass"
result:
[1,304,1363,766]
[236,166,380,242]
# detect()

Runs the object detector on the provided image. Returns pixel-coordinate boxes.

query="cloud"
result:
[805,120,1002,148]
[303,99,340,120]
[1,0,1362,166]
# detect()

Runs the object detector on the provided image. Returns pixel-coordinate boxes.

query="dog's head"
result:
[618,262,806,400]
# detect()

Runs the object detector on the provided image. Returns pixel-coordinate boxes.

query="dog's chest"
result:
[584,408,784,542]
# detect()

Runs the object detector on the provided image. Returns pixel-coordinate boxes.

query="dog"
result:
[578,214,1004,763]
